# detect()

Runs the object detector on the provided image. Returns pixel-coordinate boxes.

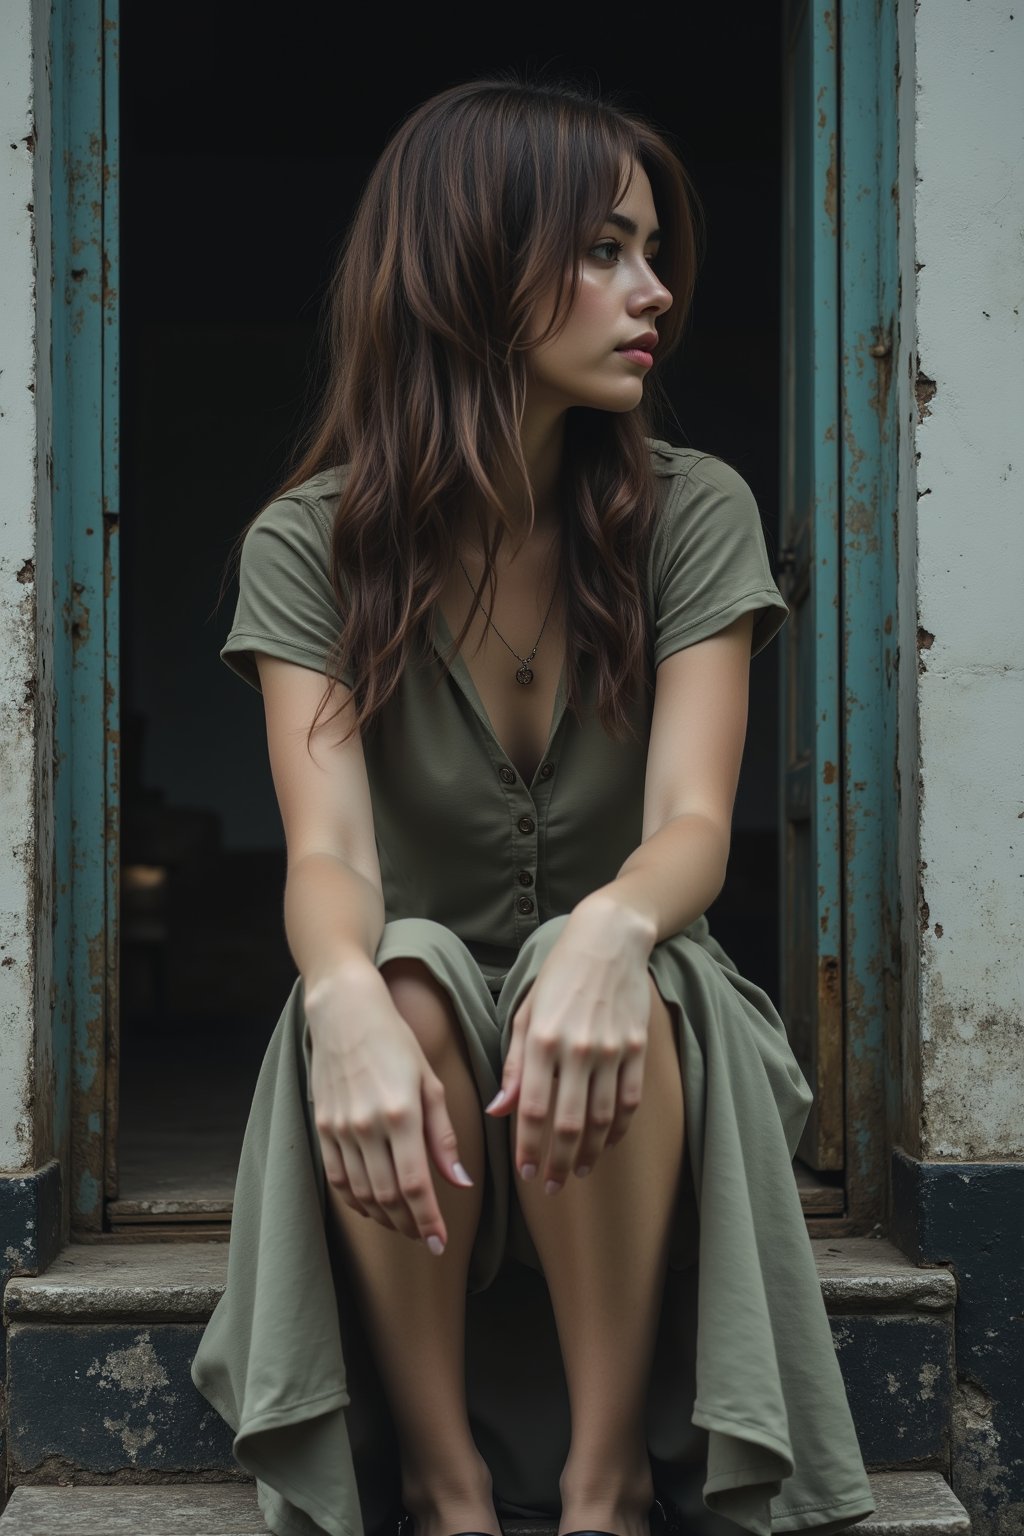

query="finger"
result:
[317,1127,370,1217]
[337,1129,386,1224]
[392,1121,448,1252]
[542,1045,593,1189]
[488,988,534,1116]
[362,1131,420,1240]
[573,1055,622,1173]
[421,1072,473,1192]
[514,1027,559,1178]
[606,1037,647,1147]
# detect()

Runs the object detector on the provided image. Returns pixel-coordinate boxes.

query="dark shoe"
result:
[561,1496,669,1536]
[396,1512,506,1536]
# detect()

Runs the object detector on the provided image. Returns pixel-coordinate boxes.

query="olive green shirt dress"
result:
[190,440,876,1536]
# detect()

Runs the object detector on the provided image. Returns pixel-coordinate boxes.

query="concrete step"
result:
[0,1471,972,1534]
[2,1236,958,1484]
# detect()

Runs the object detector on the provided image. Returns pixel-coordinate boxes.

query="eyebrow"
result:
[606,212,662,241]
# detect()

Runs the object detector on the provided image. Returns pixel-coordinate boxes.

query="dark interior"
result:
[115,6,794,1222]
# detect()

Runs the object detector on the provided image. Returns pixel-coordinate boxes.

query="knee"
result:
[379,957,463,1067]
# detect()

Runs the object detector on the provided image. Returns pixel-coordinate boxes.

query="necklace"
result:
[455,548,560,686]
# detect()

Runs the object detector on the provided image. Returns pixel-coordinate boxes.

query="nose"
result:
[633,269,673,319]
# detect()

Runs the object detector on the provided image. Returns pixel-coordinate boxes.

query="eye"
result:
[589,238,625,262]
[587,237,664,270]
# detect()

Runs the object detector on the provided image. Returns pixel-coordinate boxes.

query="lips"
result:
[617,331,659,352]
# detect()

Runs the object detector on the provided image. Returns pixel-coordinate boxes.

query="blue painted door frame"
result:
[51,3,898,1232]
[779,0,899,1225]
[51,0,120,1231]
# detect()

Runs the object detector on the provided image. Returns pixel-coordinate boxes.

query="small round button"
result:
[517,815,535,835]
[499,766,517,785]
[517,869,534,887]
[539,762,554,779]
[516,895,535,915]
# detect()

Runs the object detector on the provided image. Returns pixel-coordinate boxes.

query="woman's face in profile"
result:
[525,159,673,417]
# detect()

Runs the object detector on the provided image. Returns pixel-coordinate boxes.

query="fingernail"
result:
[452,1161,475,1187]
[520,1162,537,1180]
[576,1165,592,1178]
[426,1235,445,1256]
[485,1088,506,1112]
[544,1179,562,1195]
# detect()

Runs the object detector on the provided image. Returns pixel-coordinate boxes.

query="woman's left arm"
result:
[487,611,755,1177]
[578,605,755,946]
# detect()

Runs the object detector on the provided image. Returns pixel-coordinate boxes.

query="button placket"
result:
[496,759,554,940]
[510,790,538,931]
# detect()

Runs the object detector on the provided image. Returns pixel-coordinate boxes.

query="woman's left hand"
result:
[485,900,655,1190]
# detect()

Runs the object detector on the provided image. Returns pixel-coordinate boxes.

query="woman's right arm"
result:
[254,652,473,1256]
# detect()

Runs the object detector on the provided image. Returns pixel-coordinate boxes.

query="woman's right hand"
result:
[303,965,474,1255]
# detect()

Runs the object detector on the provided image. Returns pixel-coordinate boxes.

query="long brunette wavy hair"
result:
[222,73,705,750]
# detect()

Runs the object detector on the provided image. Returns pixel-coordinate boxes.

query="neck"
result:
[456,401,567,556]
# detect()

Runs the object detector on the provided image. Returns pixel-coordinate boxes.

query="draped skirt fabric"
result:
[190,914,875,1536]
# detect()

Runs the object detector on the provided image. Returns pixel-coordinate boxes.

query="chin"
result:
[589,390,646,414]
[565,382,646,413]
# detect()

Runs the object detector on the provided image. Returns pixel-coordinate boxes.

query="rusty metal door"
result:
[53,0,121,1232]
[779,0,844,1172]
[779,0,900,1216]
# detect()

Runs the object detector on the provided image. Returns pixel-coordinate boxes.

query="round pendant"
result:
[515,664,534,685]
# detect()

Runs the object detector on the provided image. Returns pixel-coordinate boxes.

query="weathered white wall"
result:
[0,0,50,1173]
[909,1,1024,1159]
[30,0,56,1177]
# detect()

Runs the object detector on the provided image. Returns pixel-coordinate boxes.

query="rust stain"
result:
[815,952,844,1168]
[102,246,117,311]
[843,494,877,542]
[70,585,90,654]
[72,922,108,1225]
[824,131,838,230]
[868,320,894,425]
[823,760,837,785]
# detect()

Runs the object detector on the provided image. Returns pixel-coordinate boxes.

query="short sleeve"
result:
[650,455,790,663]
[219,493,352,694]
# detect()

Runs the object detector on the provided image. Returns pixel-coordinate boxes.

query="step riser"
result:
[7,1324,234,1477]
[7,1313,952,1481]
[832,1314,955,1466]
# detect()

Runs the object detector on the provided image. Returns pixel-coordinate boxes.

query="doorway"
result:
[112,5,832,1233]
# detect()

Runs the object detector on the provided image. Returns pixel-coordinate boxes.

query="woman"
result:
[191,73,875,1536]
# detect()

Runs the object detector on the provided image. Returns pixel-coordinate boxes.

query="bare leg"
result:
[510,974,685,1536]
[323,958,500,1536]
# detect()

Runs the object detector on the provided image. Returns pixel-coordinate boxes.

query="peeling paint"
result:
[915,369,937,422]
[101,1415,158,1460]
[86,1332,171,1403]
[952,1380,1024,1535]
[920,968,1024,1159]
